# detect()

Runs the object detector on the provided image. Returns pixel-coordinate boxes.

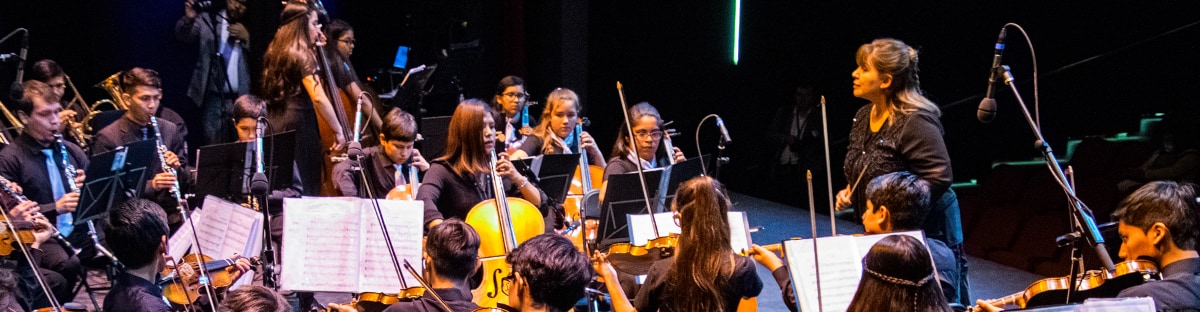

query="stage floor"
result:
[70,192,1043,311]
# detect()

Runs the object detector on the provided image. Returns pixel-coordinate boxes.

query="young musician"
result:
[507,234,593,312]
[491,76,535,153]
[386,219,481,312]
[104,198,251,312]
[749,171,962,311]
[91,67,192,231]
[836,38,966,301]
[0,81,85,307]
[848,235,953,312]
[102,198,173,312]
[231,94,302,243]
[595,176,762,312]
[508,88,605,168]
[416,99,548,230]
[217,285,291,312]
[600,102,685,201]
[324,19,383,131]
[333,107,429,198]
[261,0,341,196]
[976,181,1200,311]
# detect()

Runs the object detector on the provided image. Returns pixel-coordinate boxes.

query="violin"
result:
[465,149,545,308]
[977,259,1159,309]
[159,254,260,307]
[386,159,421,201]
[0,220,37,257]
[601,234,678,276]
[32,303,90,312]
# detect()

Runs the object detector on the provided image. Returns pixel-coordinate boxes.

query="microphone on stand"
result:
[715,116,732,143]
[15,29,28,82]
[346,93,365,162]
[978,27,1007,123]
[249,117,269,196]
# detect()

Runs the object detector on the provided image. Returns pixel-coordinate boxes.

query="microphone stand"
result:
[249,117,277,289]
[997,65,1115,281]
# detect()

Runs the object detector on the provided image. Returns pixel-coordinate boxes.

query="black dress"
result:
[635,256,763,312]
[269,87,322,196]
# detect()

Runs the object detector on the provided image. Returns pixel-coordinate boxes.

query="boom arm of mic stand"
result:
[1000,65,1115,272]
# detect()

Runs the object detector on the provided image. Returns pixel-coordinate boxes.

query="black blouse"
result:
[635,256,763,312]
[843,105,952,211]
[416,160,552,230]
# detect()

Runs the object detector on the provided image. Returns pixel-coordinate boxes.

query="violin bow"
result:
[616,82,665,240]
[819,96,837,236]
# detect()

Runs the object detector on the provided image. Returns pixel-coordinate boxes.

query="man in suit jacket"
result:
[176,0,251,145]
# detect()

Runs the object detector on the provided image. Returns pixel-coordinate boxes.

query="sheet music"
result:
[281,197,425,293]
[281,197,361,292]
[166,196,264,260]
[783,231,924,312]
[627,211,752,251]
[357,200,424,292]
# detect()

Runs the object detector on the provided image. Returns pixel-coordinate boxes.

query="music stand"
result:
[512,154,580,205]
[663,155,710,196]
[76,139,156,226]
[194,131,296,200]
[596,169,665,248]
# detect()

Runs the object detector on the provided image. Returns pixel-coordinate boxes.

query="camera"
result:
[192,0,227,14]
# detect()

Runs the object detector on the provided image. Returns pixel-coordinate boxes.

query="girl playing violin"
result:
[594,176,762,312]
[491,76,535,154]
[508,88,605,168]
[417,99,549,231]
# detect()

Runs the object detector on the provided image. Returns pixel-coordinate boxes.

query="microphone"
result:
[0,53,20,63]
[978,27,1007,123]
[15,29,28,82]
[249,117,269,195]
[716,116,732,143]
[347,93,365,161]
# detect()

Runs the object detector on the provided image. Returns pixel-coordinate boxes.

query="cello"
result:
[563,120,602,253]
[465,149,545,308]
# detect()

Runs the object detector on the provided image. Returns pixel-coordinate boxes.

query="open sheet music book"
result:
[782,231,925,312]
[626,211,751,252]
[167,196,264,289]
[168,195,264,262]
[280,197,424,293]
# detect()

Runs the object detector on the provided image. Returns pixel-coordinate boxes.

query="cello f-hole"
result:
[487,268,504,298]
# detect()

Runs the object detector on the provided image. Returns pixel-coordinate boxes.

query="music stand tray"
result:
[194,131,296,200]
[512,154,580,205]
[596,169,665,247]
[76,140,157,226]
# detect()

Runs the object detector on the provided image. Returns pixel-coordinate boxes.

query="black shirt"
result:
[334,146,417,198]
[1118,257,1200,311]
[104,272,171,312]
[0,134,88,217]
[416,161,550,229]
[636,256,763,312]
[383,287,479,312]
[92,116,191,220]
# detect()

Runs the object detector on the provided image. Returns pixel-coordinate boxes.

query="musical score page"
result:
[281,197,424,293]
[166,196,263,261]
[783,231,924,312]
[627,211,752,251]
[357,200,423,292]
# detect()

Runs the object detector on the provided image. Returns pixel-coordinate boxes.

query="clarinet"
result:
[150,117,185,209]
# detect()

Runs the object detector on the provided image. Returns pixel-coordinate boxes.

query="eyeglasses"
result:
[501,92,528,100]
[339,39,356,45]
[634,130,663,139]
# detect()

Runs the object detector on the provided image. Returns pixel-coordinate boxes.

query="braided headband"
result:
[863,267,933,287]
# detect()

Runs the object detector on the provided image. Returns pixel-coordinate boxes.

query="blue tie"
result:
[41,149,73,237]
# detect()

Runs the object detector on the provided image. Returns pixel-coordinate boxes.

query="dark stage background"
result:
[2,0,1198,208]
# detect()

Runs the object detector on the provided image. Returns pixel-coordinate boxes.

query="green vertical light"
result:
[733,0,741,65]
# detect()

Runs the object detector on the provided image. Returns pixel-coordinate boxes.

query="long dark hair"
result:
[261,1,317,113]
[610,102,664,161]
[666,176,735,311]
[847,235,951,312]
[438,99,493,178]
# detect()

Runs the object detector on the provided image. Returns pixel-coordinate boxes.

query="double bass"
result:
[311,1,358,197]
[465,149,544,308]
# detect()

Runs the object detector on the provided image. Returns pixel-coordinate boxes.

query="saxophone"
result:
[150,117,184,209]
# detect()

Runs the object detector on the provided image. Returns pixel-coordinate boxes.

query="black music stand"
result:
[76,139,156,225]
[193,131,296,201]
[664,155,710,195]
[512,154,580,205]
[596,169,665,248]
[418,116,451,160]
